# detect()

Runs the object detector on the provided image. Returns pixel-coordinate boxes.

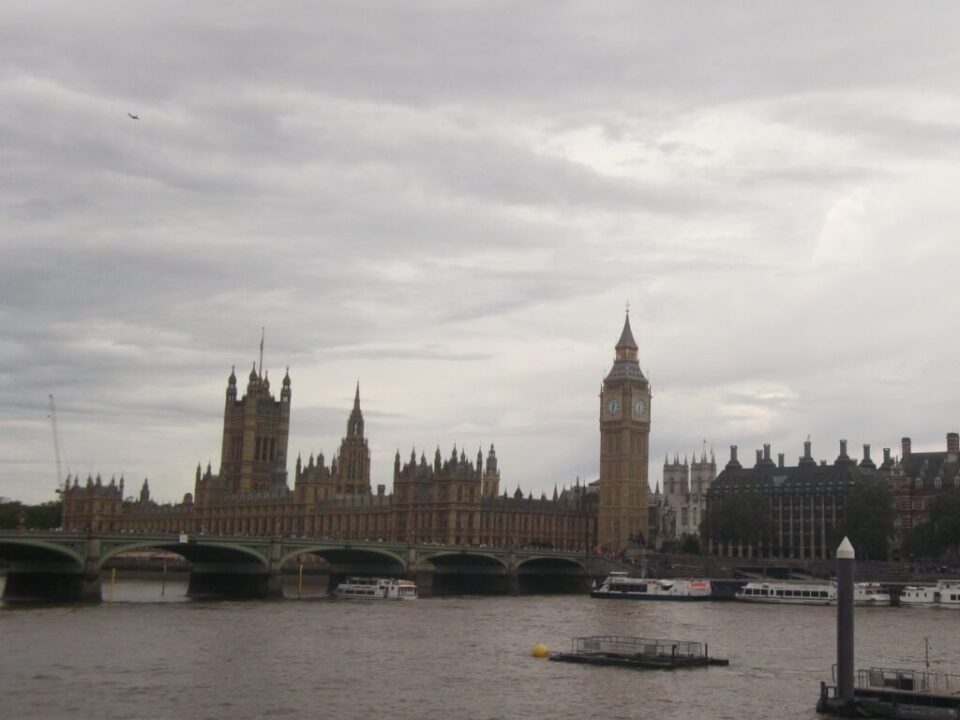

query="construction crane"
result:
[48,394,64,493]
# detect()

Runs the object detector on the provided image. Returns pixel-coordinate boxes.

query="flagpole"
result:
[259,327,265,378]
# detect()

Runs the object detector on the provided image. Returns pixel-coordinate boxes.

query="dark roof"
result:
[617,314,638,350]
[900,451,960,490]
[710,459,880,495]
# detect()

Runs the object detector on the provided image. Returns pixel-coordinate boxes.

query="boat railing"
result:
[572,635,706,659]
[832,666,960,695]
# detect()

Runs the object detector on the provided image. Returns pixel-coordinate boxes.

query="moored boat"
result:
[735,580,891,606]
[334,577,418,600]
[590,571,712,600]
[900,580,960,608]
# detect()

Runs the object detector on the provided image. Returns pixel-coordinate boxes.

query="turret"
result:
[281,367,291,403]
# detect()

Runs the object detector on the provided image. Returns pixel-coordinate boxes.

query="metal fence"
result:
[856,667,960,695]
[571,635,705,659]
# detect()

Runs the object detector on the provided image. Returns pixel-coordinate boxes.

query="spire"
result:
[616,311,638,351]
[346,382,364,438]
[606,311,645,385]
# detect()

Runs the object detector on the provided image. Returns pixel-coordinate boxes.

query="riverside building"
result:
[704,440,883,560]
[60,315,653,552]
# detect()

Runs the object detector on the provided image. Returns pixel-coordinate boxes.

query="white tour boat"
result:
[735,581,890,606]
[590,571,712,600]
[334,577,418,600]
[900,580,960,608]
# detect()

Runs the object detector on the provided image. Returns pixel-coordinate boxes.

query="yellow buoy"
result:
[531,644,549,658]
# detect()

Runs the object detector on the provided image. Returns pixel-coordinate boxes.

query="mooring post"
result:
[836,536,855,705]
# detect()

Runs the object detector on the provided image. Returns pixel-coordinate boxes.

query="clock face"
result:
[633,398,646,417]
[605,398,621,417]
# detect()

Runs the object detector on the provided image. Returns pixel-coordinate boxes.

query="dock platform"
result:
[819,667,960,718]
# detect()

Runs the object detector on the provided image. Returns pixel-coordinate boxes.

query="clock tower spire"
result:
[597,312,651,550]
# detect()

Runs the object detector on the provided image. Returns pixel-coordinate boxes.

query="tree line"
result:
[0,499,62,530]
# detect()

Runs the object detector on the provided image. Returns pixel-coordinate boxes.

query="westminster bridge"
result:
[0,531,602,603]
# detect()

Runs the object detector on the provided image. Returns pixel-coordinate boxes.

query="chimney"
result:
[778,453,785,468]
[763,443,771,462]
[862,444,871,462]
[902,437,912,458]
[948,433,959,459]
[728,445,741,468]
[883,448,891,464]
[755,449,762,467]
[377,484,385,497]
[799,439,816,467]
[860,444,876,470]
[840,439,848,457]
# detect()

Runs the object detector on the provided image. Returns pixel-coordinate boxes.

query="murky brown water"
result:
[2,577,959,720]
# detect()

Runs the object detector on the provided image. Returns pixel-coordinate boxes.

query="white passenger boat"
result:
[590,571,712,600]
[334,577,418,600]
[735,581,890,606]
[900,580,960,608]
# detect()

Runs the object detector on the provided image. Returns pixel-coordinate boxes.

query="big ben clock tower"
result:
[598,312,651,550]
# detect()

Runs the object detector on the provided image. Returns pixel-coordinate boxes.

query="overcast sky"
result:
[3,2,960,505]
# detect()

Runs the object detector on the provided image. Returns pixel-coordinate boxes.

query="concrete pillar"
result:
[836,537,856,703]
[82,536,104,602]
[266,540,284,600]
[506,551,520,595]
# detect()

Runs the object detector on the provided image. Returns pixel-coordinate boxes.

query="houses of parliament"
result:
[61,316,652,552]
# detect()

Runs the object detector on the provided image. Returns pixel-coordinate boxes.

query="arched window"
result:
[935,477,942,490]
[915,477,923,490]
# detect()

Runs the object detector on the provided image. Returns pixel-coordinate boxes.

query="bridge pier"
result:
[266,540,284,600]
[2,536,102,604]
[186,563,273,600]
[3,564,101,603]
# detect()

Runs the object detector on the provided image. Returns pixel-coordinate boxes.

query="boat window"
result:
[776,590,784,596]
[802,591,810,598]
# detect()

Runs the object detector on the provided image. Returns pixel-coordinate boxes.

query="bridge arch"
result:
[99,539,270,569]
[280,545,406,569]
[515,554,588,572]
[0,537,86,569]
[415,550,509,571]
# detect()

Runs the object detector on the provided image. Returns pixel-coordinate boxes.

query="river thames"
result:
[2,579,958,720]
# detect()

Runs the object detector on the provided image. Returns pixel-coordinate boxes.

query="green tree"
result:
[902,521,938,560]
[0,500,61,530]
[0,500,25,529]
[24,501,62,529]
[678,533,701,555]
[838,478,894,561]
[701,491,774,548]
[927,490,960,557]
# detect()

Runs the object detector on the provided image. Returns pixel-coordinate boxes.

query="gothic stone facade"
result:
[596,313,651,550]
[657,450,717,543]
[61,319,672,551]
